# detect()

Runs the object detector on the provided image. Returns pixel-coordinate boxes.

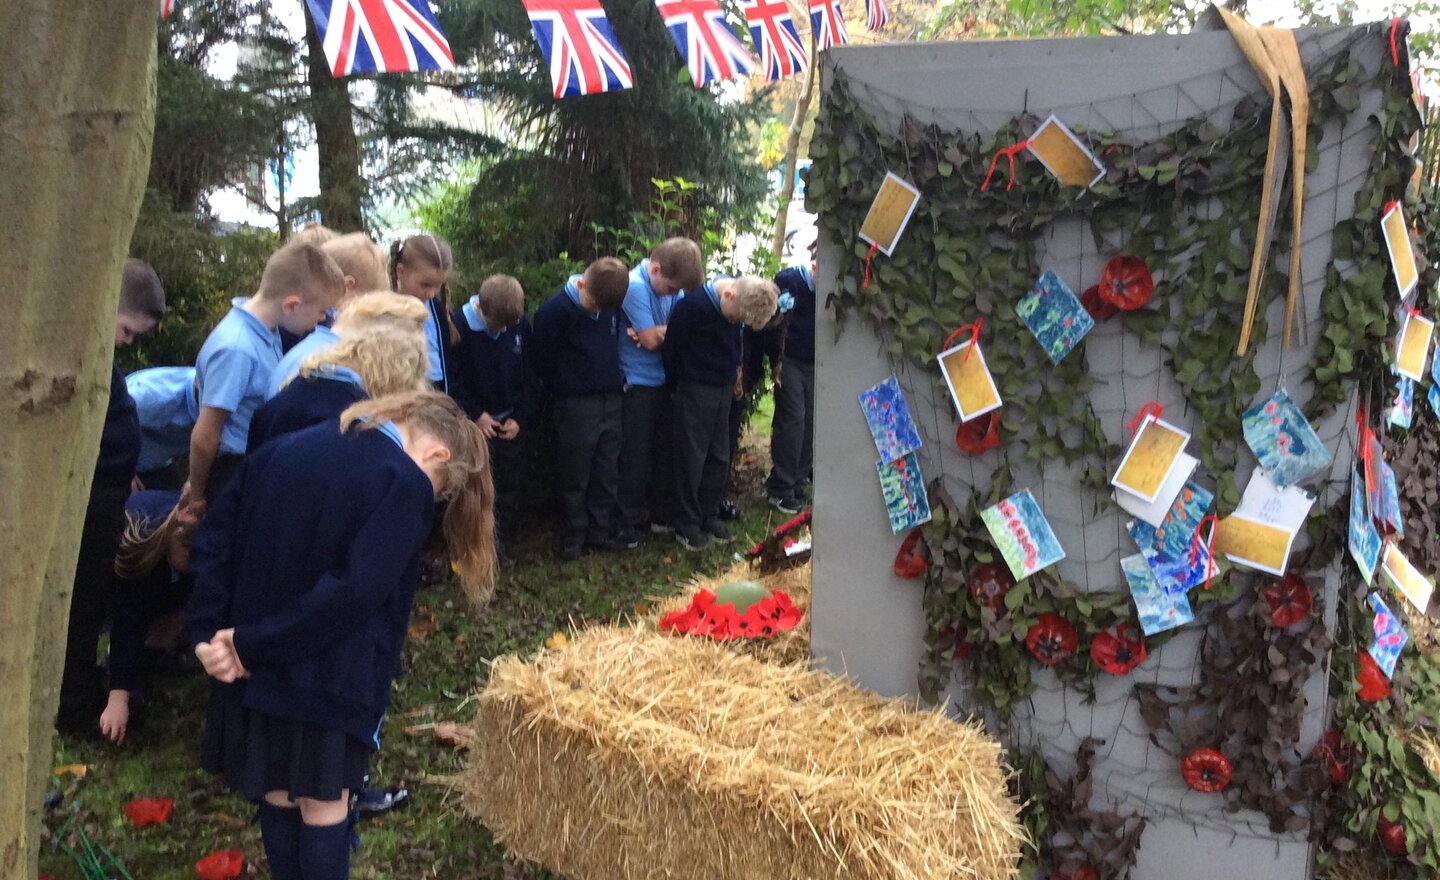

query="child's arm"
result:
[622,287,666,351]
[99,690,130,744]
[183,456,247,646]
[526,304,559,389]
[185,406,230,513]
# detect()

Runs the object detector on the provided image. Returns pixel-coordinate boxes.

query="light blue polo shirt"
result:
[618,260,681,388]
[126,366,199,473]
[269,324,340,397]
[423,299,447,389]
[195,298,283,455]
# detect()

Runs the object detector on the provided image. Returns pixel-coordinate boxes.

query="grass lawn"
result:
[41,406,786,880]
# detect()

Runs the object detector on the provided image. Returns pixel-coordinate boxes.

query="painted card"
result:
[1127,480,1214,595]
[1115,452,1198,528]
[1382,542,1435,614]
[938,341,1002,422]
[1387,376,1415,430]
[1016,270,1095,365]
[1348,467,1382,585]
[858,172,921,257]
[1382,202,1419,299]
[1431,351,1440,419]
[979,489,1066,580]
[1375,456,1404,538]
[1214,470,1315,576]
[1025,115,1107,188]
[857,376,923,464]
[1395,311,1434,382]
[1367,593,1408,679]
[1112,416,1191,505]
[1123,553,1194,636]
[876,452,931,534]
[1241,388,1332,488]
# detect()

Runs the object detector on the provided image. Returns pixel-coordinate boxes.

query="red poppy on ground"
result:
[1356,650,1392,702]
[658,584,803,641]
[968,561,1016,611]
[1312,729,1353,785]
[1181,748,1232,793]
[123,796,173,828]
[1049,865,1100,880]
[195,849,244,880]
[955,410,1000,455]
[1090,627,1147,675]
[1261,574,1313,628]
[1079,284,1118,321]
[1098,255,1154,310]
[1025,614,1079,665]
[893,529,927,579]
[1377,816,1408,855]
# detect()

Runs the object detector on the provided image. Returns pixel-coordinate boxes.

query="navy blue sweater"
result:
[96,363,141,482]
[247,375,367,450]
[449,310,535,427]
[774,266,816,365]
[528,284,623,398]
[185,423,435,746]
[662,282,742,388]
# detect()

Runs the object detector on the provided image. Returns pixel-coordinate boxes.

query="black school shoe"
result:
[717,498,740,521]
[613,525,641,549]
[675,525,710,552]
[767,494,801,515]
[356,785,410,816]
[703,518,733,543]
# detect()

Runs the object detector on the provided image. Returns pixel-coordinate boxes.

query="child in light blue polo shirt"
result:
[126,366,199,490]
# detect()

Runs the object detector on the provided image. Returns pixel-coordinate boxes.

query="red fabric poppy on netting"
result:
[1261,574,1313,628]
[195,849,244,880]
[123,796,173,828]
[1098,255,1154,310]
[1377,815,1408,855]
[893,529,927,579]
[1079,284,1118,321]
[1180,747,1232,793]
[1049,865,1099,880]
[955,410,1001,455]
[1356,650,1391,702]
[1090,627,1147,675]
[968,561,1016,611]
[1312,729,1353,785]
[1025,614,1078,665]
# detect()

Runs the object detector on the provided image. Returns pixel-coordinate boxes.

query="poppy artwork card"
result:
[1430,351,1440,419]
[1115,451,1199,528]
[1366,593,1408,679]
[1381,201,1419,299]
[1382,541,1435,614]
[979,489,1066,580]
[857,376,923,464]
[875,452,931,534]
[858,172,921,257]
[1214,470,1314,576]
[1369,449,1404,539]
[1395,310,1434,382]
[1387,376,1415,430]
[1348,468,1382,585]
[1025,115,1107,188]
[1127,480,1214,596]
[1016,270,1095,365]
[1112,415,1192,505]
[1241,388,1332,488]
[938,340,1002,423]
[1122,553,1194,636]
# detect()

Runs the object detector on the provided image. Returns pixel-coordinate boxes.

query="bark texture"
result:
[305,5,366,232]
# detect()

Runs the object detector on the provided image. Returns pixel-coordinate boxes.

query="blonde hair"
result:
[257,240,346,306]
[291,223,339,247]
[299,325,429,398]
[477,274,525,329]
[340,392,497,603]
[333,290,430,334]
[114,506,187,580]
[650,237,703,291]
[730,276,781,327]
[323,233,389,293]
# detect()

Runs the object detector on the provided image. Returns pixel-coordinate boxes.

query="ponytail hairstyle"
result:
[299,324,430,398]
[340,391,497,604]
[114,506,190,580]
[390,234,460,346]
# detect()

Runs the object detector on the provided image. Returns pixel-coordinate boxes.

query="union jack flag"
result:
[159,0,175,18]
[305,0,456,77]
[742,0,808,82]
[522,0,634,98]
[655,0,757,88]
[808,0,847,49]
[865,0,888,31]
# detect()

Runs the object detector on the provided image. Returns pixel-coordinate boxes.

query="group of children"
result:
[59,224,816,879]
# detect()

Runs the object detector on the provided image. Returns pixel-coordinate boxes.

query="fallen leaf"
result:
[52,764,90,779]
[633,604,650,616]
[434,721,473,749]
[408,608,436,640]
[544,631,569,650]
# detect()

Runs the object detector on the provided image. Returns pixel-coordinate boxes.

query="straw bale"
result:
[1394,726,1440,781]
[649,560,812,666]
[461,625,1023,880]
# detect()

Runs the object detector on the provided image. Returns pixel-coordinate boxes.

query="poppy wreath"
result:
[1355,649,1392,703]
[1098,255,1154,310]
[658,586,803,641]
[1261,574,1313,628]
[955,410,1001,455]
[968,560,1016,611]
[1312,729,1353,785]
[1090,626,1147,675]
[893,529,927,579]
[1180,747,1232,793]
[1025,613,1079,665]
[195,849,245,880]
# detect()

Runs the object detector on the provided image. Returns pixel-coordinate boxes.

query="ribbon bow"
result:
[861,241,880,290]
[942,317,984,362]
[1127,401,1164,435]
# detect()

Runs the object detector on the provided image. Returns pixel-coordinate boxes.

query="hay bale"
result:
[461,625,1023,880]
[650,560,812,666]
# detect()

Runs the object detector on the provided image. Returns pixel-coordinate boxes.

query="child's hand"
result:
[773,363,783,389]
[625,327,640,345]
[476,413,499,439]
[498,419,520,440]
[100,691,130,745]
[196,630,247,683]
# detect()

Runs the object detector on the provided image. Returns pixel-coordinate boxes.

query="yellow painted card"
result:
[1382,202,1419,299]
[1026,115,1106,188]
[939,341,1002,422]
[1383,541,1435,613]
[1396,311,1434,382]
[1112,416,1190,504]
[858,172,921,257]
[1213,514,1294,576]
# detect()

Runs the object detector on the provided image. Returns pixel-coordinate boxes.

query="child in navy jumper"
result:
[528,257,630,561]
[662,276,780,551]
[449,274,533,555]
[766,262,817,513]
[389,234,457,392]
[185,391,495,880]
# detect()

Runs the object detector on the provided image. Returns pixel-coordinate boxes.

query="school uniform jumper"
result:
[449,299,533,545]
[528,278,624,553]
[616,260,681,530]
[247,366,368,450]
[185,421,435,803]
[269,323,339,398]
[127,365,199,490]
[108,490,191,699]
[662,281,742,533]
[422,298,450,392]
[767,265,816,502]
[194,298,284,501]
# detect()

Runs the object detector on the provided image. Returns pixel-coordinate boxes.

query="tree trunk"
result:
[304,6,366,232]
[0,3,156,877]
[770,30,820,257]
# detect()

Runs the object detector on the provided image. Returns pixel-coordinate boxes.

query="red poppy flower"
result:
[1079,284,1118,321]
[1377,816,1408,855]
[1356,650,1391,702]
[938,625,971,659]
[1049,865,1099,880]
[1312,729,1353,785]
[955,410,1000,455]
[1181,748,1232,793]
[1098,255,1154,310]
[659,584,802,641]
[123,796,173,828]
[1025,614,1078,665]
[1261,574,1312,628]
[1090,627,1147,675]
[195,849,244,880]
[893,530,927,579]
[968,561,1016,611]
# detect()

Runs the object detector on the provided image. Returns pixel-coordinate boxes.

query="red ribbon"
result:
[980,137,1034,192]
[941,317,984,361]
[1127,401,1164,435]
[1384,199,1400,215]
[860,240,879,289]
[1356,405,1378,504]
[1389,17,1402,67]
[1189,513,1219,592]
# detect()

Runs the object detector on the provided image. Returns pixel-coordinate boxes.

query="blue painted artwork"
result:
[1127,480,1214,596]
[1123,553,1194,636]
[979,489,1066,579]
[1430,352,1440,420]
[876,452,931,534]
[1387,376,1414,429]
[1241,389,1332,488]
[1367,593,1408,679]
[858,376,922,464]
[1349,468,1381,584]
[1016,270,1095,365]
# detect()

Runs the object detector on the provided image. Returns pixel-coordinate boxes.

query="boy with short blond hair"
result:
[187,240,344,512]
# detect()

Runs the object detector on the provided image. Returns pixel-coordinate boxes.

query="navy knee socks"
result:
[297,818,352,880]
[257,803,303,880]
